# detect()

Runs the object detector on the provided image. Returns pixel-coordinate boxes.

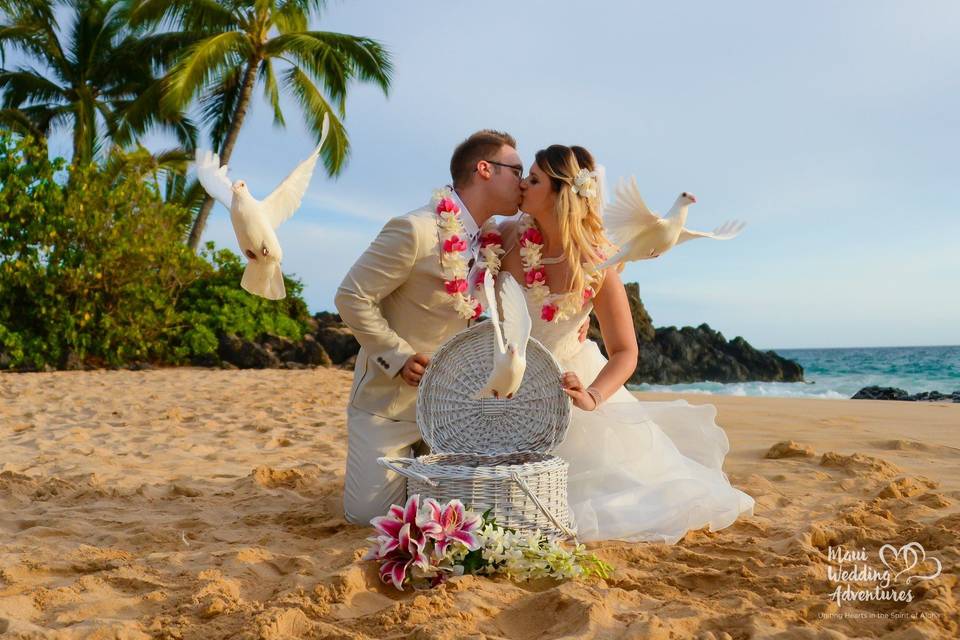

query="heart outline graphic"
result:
[878,542,942,583]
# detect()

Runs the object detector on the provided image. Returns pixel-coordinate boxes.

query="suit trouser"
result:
[343,404,422,525]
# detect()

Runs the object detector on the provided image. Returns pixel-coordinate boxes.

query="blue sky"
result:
[37,1,960,349]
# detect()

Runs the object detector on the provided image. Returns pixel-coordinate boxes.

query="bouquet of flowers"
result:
[363,494,612,590]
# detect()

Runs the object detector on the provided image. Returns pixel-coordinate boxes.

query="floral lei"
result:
[517,214,600,323]
[432,187,504,320]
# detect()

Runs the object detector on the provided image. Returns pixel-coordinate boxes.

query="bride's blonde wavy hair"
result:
[533,144,613,295]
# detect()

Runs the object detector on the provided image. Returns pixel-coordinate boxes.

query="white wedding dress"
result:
[515,281,756,544]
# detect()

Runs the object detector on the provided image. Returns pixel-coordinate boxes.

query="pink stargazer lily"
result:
[364,495,430,590]
[418,498,483,558]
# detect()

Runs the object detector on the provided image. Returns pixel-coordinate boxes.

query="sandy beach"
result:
[1,368,957,639]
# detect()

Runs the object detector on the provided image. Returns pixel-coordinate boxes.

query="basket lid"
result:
[416,320,571,455]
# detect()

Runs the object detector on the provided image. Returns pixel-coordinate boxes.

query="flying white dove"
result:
[194,113,330,300]
[596,177,746,271]
[474,270,532,400]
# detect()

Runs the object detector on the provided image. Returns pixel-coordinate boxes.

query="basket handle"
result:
[510,471,577,539]
[377,457,439,487]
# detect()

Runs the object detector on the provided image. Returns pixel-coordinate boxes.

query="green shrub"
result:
[0,133,309,369]
[174,244,310,361]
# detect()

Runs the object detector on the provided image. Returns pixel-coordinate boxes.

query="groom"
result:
[335,130,524,524]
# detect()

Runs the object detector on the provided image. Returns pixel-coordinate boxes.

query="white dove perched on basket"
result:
[474,270,532,400]
[194,114,330,300]
[596,176,746,270]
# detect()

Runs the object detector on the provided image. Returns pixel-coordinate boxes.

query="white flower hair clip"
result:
[570,168,599,199]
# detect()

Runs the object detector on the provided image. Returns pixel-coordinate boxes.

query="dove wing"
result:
[499,273,532,358]
[676,220,747,245]
[603,176,661,246]
[262,114,330,228]
[484,270,506,354]
[195,149,234,209]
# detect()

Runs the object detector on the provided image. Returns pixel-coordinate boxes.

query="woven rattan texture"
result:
[404,452,573,535]
[417,320,571,455]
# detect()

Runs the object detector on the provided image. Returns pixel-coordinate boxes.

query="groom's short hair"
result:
[450,130,517,188]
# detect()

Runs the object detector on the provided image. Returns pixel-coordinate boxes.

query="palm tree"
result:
[0,0,197,166]
[126,0,393,251]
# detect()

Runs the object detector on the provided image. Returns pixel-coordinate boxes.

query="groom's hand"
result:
[401,353,432,386]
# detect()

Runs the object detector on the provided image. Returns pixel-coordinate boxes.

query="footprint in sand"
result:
[876,476,939,499]
[819,452,902,480]
[765,440,816,459]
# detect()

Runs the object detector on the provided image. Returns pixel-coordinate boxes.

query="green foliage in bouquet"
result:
[364,495,613,591]
[0,133,309,369]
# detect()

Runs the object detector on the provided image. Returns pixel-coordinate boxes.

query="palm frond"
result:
[301,31,392,94]
[271,1,308,33]
[0,67,66,107]
[112,79,198,150]
[0,16,69,77]
[284,65,347,175]
[126,0,237,32]
[74,0,128,79]
[198,64,243,152]
[163,30,253,111]
[266,33,347,108]
[164,173,206,210]
[266,31,392,113]
[276,0,329,17]
[0,106,46,139]
[259,57,284,127]
[117,30,201,71]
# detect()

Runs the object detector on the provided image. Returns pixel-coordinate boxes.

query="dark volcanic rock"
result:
[852,386,960,402]
[297,334,333,367]
[588,282,654,345]
[197,314,353,370]
[852,386,911,401]
[261,334,298,362]
[590,282,804,385]
[313,312,360,365]
[214,329,336,370]
[912,390,960,402]
[61,349,84,371]
[218,333,282,369]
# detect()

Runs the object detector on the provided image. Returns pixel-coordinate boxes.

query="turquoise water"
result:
[631,345,960,399]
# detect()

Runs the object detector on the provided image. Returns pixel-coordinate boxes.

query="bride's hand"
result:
[561,372,598,411]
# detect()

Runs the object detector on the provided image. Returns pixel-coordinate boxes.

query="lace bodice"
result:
[523,289,593,363]
[489,215,595,362]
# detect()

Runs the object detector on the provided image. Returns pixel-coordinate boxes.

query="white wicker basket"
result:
[378,320,575,538]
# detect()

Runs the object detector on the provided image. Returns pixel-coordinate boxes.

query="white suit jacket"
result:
[335,204,478,422]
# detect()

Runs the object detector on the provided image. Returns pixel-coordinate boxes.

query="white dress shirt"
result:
[450,189,481,268]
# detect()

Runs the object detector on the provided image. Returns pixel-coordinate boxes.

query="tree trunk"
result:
[186,58,261,251]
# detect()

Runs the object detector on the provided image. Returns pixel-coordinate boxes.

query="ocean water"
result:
[630,345,960,400]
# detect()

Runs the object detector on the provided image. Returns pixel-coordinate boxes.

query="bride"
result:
[493,144,755,543]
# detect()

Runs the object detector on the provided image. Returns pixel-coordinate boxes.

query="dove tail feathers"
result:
[473,387,493,400]
[241,261,286,300]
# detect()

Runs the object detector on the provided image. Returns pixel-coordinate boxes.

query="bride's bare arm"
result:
[584,268,639,401]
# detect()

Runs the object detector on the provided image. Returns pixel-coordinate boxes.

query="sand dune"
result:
[1,370,957,639]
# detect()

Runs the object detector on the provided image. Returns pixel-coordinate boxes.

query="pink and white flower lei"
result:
[517,214,600,323]
[433,187,503,319]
